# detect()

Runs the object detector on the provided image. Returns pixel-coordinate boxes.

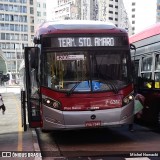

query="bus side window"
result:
[155,54,160,88]
[132,60,139,91]
[142,73,153,89]
[139,57,153,89]
[155,73,160,88]
[155,54,160,70]
[142,57,153,72]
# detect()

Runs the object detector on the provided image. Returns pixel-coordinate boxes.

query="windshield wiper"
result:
[98,72,118,94]
[100,79,118,94]
[66,79,118,96]
[66,82,81,96]
[108,81,118,94]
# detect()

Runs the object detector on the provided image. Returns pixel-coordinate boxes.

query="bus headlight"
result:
[43,98,61,110]
[123,93,134,105]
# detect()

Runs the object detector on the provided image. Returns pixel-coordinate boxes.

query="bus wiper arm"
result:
[98,72,118,94]
[109,81,118,94]
[66,82,81,96]
[100,78,118,94]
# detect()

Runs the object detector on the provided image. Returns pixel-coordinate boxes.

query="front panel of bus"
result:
[40,34,134,130]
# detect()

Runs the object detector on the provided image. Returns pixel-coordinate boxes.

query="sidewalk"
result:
[0,86,42,160]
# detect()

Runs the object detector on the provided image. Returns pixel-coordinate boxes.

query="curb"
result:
[31,129,42,160]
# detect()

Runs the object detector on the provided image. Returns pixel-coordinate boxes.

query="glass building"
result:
[0,0,46,84]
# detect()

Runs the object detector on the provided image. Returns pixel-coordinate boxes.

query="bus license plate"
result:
[85,121,101,127]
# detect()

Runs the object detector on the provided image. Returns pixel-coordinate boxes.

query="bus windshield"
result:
[43,50,131,92]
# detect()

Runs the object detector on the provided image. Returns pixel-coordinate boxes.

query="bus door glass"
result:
[155,54,160,88]
[24,47,41,128]
[141,56,153,89]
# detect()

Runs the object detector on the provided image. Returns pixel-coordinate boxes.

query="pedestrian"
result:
[128,94,145,132]
[0,94,6,115]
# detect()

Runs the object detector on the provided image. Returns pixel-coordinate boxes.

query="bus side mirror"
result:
[130,44,136,58]
[130,44,136,50]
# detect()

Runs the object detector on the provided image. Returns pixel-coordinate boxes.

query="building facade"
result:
[0,0,46,83]
[51,0,132,35]
[157,0,160,22]
[51,0,156,35]
[37,0,47,24]
[53,0,79,20]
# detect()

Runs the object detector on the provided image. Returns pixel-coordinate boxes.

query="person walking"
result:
[0,94,6,114]
[128,94,145,132]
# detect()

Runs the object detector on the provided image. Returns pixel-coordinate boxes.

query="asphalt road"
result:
[37,124,160,159]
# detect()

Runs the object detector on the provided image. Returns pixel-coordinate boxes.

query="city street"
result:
[37,123,160,159]
[0,85,41,160]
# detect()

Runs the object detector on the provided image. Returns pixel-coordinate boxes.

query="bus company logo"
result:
[105,99,121,105]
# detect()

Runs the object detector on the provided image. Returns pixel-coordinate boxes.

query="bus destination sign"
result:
[49,36,128,48]
[58,37,114,47]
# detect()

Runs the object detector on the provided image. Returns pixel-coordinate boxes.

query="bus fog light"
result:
[123,98,129,104]
[53,102,59,109]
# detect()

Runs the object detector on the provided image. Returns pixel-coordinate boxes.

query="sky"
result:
[46,0,157,33]
[123,0,157,33]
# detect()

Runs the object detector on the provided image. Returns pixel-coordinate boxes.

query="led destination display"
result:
[42,36,128,48]
[57,37,114,47]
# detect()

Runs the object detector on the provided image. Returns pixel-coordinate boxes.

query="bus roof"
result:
[129,22,160,43]
[34,20,127,37]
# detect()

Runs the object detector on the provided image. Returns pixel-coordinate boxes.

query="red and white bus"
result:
[129,23,160,128]
[22,20,134,131]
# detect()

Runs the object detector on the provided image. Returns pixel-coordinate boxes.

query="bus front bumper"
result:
[42,101,134,130]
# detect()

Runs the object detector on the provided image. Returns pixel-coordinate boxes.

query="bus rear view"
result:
[23,20,134,131]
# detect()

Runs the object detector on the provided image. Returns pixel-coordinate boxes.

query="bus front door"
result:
[24,47,42,128]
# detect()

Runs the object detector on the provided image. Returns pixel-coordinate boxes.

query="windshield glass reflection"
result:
[43,50,131,92]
